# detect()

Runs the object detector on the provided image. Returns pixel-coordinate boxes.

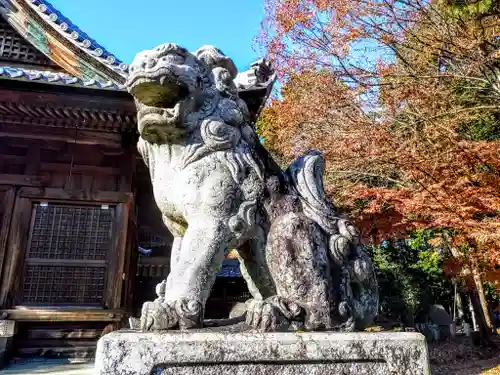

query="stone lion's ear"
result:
[195,45,238,79]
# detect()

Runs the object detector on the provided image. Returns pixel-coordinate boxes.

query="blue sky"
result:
[49,0,265,71]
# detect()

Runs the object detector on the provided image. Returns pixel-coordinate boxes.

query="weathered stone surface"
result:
[95,330,430,375]
[126,42,379,333]
[0,320,15,368]
[229,302,246,319]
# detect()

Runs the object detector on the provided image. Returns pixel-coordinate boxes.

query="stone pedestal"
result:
[0,320,16,368]
[95,328,430,375]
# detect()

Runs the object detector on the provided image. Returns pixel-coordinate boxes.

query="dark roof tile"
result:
[0,65,125,90]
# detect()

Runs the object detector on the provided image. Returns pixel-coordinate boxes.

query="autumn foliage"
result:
[257,0,500,284]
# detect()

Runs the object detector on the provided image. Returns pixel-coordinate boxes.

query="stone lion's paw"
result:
[245,297,293,332]
[174,298,203,329]
[140,301,178,331]
[129,317,140,330]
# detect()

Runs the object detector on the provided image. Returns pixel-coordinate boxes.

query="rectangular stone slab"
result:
[95,330,430,375]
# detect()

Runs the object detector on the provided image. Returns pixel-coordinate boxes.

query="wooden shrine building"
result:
[0,0,273,363]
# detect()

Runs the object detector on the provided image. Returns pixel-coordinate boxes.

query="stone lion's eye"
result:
[146,59,156,68]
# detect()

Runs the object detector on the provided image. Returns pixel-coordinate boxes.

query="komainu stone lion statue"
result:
[126,43,378,332]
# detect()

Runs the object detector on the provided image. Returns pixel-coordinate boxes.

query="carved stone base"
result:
[0,320,16,369]
[95,328,430,375]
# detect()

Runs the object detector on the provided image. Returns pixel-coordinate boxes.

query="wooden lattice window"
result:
[21,203,115,306]
[0,20,54,65]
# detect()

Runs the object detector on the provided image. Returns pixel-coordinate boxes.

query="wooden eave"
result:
[0,79,137,146]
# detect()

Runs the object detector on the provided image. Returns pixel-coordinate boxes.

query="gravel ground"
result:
[433,356,500,375]
[431,336,500,375]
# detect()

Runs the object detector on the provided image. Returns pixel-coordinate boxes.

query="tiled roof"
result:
[28,0,129,74]
[0,62,274,93]
[0,1,274,94]
[0,65,125,90]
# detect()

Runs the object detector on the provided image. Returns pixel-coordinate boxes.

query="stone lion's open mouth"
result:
[126,72,191,142]
[128,73,189,109]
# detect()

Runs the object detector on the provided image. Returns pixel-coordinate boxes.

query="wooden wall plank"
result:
[0,123,122,146]
[119,150,136,192]
[48,172,66,188]
[0,187,15,287]
[81,175,95,194]
[24,143,41,176]
[41,163,120,176]
[0,174,46,187]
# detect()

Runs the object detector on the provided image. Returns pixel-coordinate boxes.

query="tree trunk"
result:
[446,236,493,340]
[456,291,467,322]
[471,261,493,331]
[469,261,494,346]
[469,293,478,331]
[470,291,494,346]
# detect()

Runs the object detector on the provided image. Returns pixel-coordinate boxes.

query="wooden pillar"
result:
[0,187,16,295]
[0,195,32,308]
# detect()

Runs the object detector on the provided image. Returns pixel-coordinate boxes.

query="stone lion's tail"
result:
[285,150,378,329]
[284,150,339,235]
